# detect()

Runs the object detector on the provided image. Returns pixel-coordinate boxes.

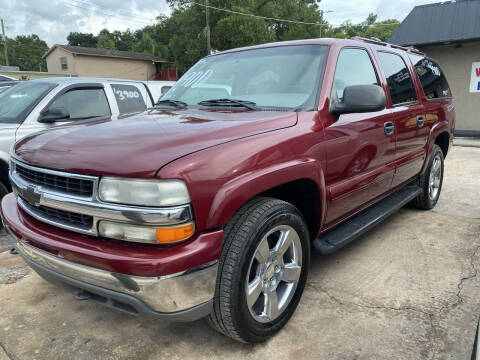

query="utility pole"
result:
[318,8,333,38]
[205,0,211,55]
[1,19,8,66]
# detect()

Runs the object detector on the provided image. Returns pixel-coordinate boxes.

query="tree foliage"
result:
[0,34,49,71]
[1,2,400,74]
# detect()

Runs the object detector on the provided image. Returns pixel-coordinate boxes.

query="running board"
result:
[313,183,422,255]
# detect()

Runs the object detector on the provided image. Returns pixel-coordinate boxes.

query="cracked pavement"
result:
[0,146,479,359]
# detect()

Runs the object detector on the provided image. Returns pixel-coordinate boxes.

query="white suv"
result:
[0,77,161,199]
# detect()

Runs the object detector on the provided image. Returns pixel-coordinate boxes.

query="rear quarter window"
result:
[111,84,147,114]
[408,54,452,99]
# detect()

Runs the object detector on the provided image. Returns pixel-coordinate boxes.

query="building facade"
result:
[44,45,177,82]
[389,0,480,136]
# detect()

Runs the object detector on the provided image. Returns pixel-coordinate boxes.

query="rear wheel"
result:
[411,144,444,210]
[207,197,310,343]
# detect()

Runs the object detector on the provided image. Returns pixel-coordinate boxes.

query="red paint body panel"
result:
[1,194,223,277]
[4,38,455,277]
[14,109,297,177]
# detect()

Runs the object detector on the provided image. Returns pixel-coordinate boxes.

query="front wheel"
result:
[411,144,444,210]
[208,197,310,343]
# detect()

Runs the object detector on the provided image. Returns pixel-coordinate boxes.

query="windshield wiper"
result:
[155,99,188,109]
[198,98,258,110]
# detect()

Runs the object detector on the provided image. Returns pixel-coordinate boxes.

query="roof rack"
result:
[350,36,426,56]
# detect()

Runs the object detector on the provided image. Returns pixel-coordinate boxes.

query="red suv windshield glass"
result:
[163,45,328,110]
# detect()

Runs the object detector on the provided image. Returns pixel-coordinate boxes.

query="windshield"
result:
[163,45,328,110]
[0,82,54,123]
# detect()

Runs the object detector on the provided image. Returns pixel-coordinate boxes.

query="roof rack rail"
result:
[350,36,425,56]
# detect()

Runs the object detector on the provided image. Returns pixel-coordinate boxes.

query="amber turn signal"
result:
[156,223,194,243]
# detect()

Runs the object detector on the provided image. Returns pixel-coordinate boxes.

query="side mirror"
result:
[38,108,70,123]
[331,85,386,115]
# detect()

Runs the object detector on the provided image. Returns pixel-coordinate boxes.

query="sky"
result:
[1,0,442,47]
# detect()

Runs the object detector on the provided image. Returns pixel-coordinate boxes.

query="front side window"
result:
[0,82,54,123]
[408,54,451,99]
[60,57,68,70]
[111,84,147,114]
[332,48,378,100]
[49,88,111,120]
[163,45,329,110]
[377,52,417,105]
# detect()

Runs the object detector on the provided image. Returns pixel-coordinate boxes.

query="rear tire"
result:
[411,144,444,210]
[207,197,310,343]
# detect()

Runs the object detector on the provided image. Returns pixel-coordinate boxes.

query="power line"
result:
[68,0,156,22]
[191,1,329,26]
[191,2,398,28]
[57,0,155,25]
[59,0,399,30]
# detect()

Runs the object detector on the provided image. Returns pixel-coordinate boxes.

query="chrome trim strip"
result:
[18,197,94,235]
[9,158,193,237]
[11,157,99,182]
[11,235,217,313]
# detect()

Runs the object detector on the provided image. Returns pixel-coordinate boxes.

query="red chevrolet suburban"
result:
[1,38,455,343]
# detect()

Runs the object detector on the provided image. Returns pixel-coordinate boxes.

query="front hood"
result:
[14,108,297,177]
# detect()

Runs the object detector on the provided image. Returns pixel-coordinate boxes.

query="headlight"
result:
[98,177,190,207]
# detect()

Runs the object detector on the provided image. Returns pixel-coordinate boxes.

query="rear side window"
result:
[332,48,378,100]
[111,84,146,114]
[49,88,111,120]
[408,54,452,99]
[377,52,417,105]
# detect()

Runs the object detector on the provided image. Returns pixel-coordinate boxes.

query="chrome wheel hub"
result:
[245,225,302,323]
[428,154,442,200]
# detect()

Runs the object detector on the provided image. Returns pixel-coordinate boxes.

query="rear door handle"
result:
[384,121,394,136]
[417,115,425,128]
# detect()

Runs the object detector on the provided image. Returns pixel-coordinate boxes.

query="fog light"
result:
[98,221,194,244]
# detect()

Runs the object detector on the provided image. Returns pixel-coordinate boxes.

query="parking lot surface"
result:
[1,145,479,360]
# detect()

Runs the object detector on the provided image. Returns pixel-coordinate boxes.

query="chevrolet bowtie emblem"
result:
[22,185,41,207]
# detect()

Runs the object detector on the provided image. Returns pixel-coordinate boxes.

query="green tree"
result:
[67,32,98,47]
[0,34,48,71]
[58,3,401,76]
[213,15,275,51]
[363,19,400,41]
[96,29,116,50]
[326,14,399,41]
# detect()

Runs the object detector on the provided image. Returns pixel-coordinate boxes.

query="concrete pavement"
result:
[0,145,479,360]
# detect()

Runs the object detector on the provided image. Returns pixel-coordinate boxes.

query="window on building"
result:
[49,88,111,120]
[60,57,68,70]
[332,48,378,100]
[377,52,417,105]
[408,54,452,99]
[111,84,147,114]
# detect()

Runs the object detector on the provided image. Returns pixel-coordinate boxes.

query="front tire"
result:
[208,197,310,343]
[411,144,444,210]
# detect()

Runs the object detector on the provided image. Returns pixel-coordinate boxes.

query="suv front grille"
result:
[35,204,93,228]
[16,164,94,197]
[19,197,94,231]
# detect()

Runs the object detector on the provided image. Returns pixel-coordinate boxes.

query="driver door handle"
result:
[417,115,425,128]
[384,121,395,136]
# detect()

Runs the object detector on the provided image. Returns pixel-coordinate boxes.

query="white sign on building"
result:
[470,62,480,93]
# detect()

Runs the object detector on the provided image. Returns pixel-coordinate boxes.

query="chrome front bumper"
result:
[5,227,217,321]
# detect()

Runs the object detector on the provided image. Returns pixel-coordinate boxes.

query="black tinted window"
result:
[333,48,378,100]
[377,52,417,105]
[49,88,111,120]
[111,84,146,114]
[408,54,451,99]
